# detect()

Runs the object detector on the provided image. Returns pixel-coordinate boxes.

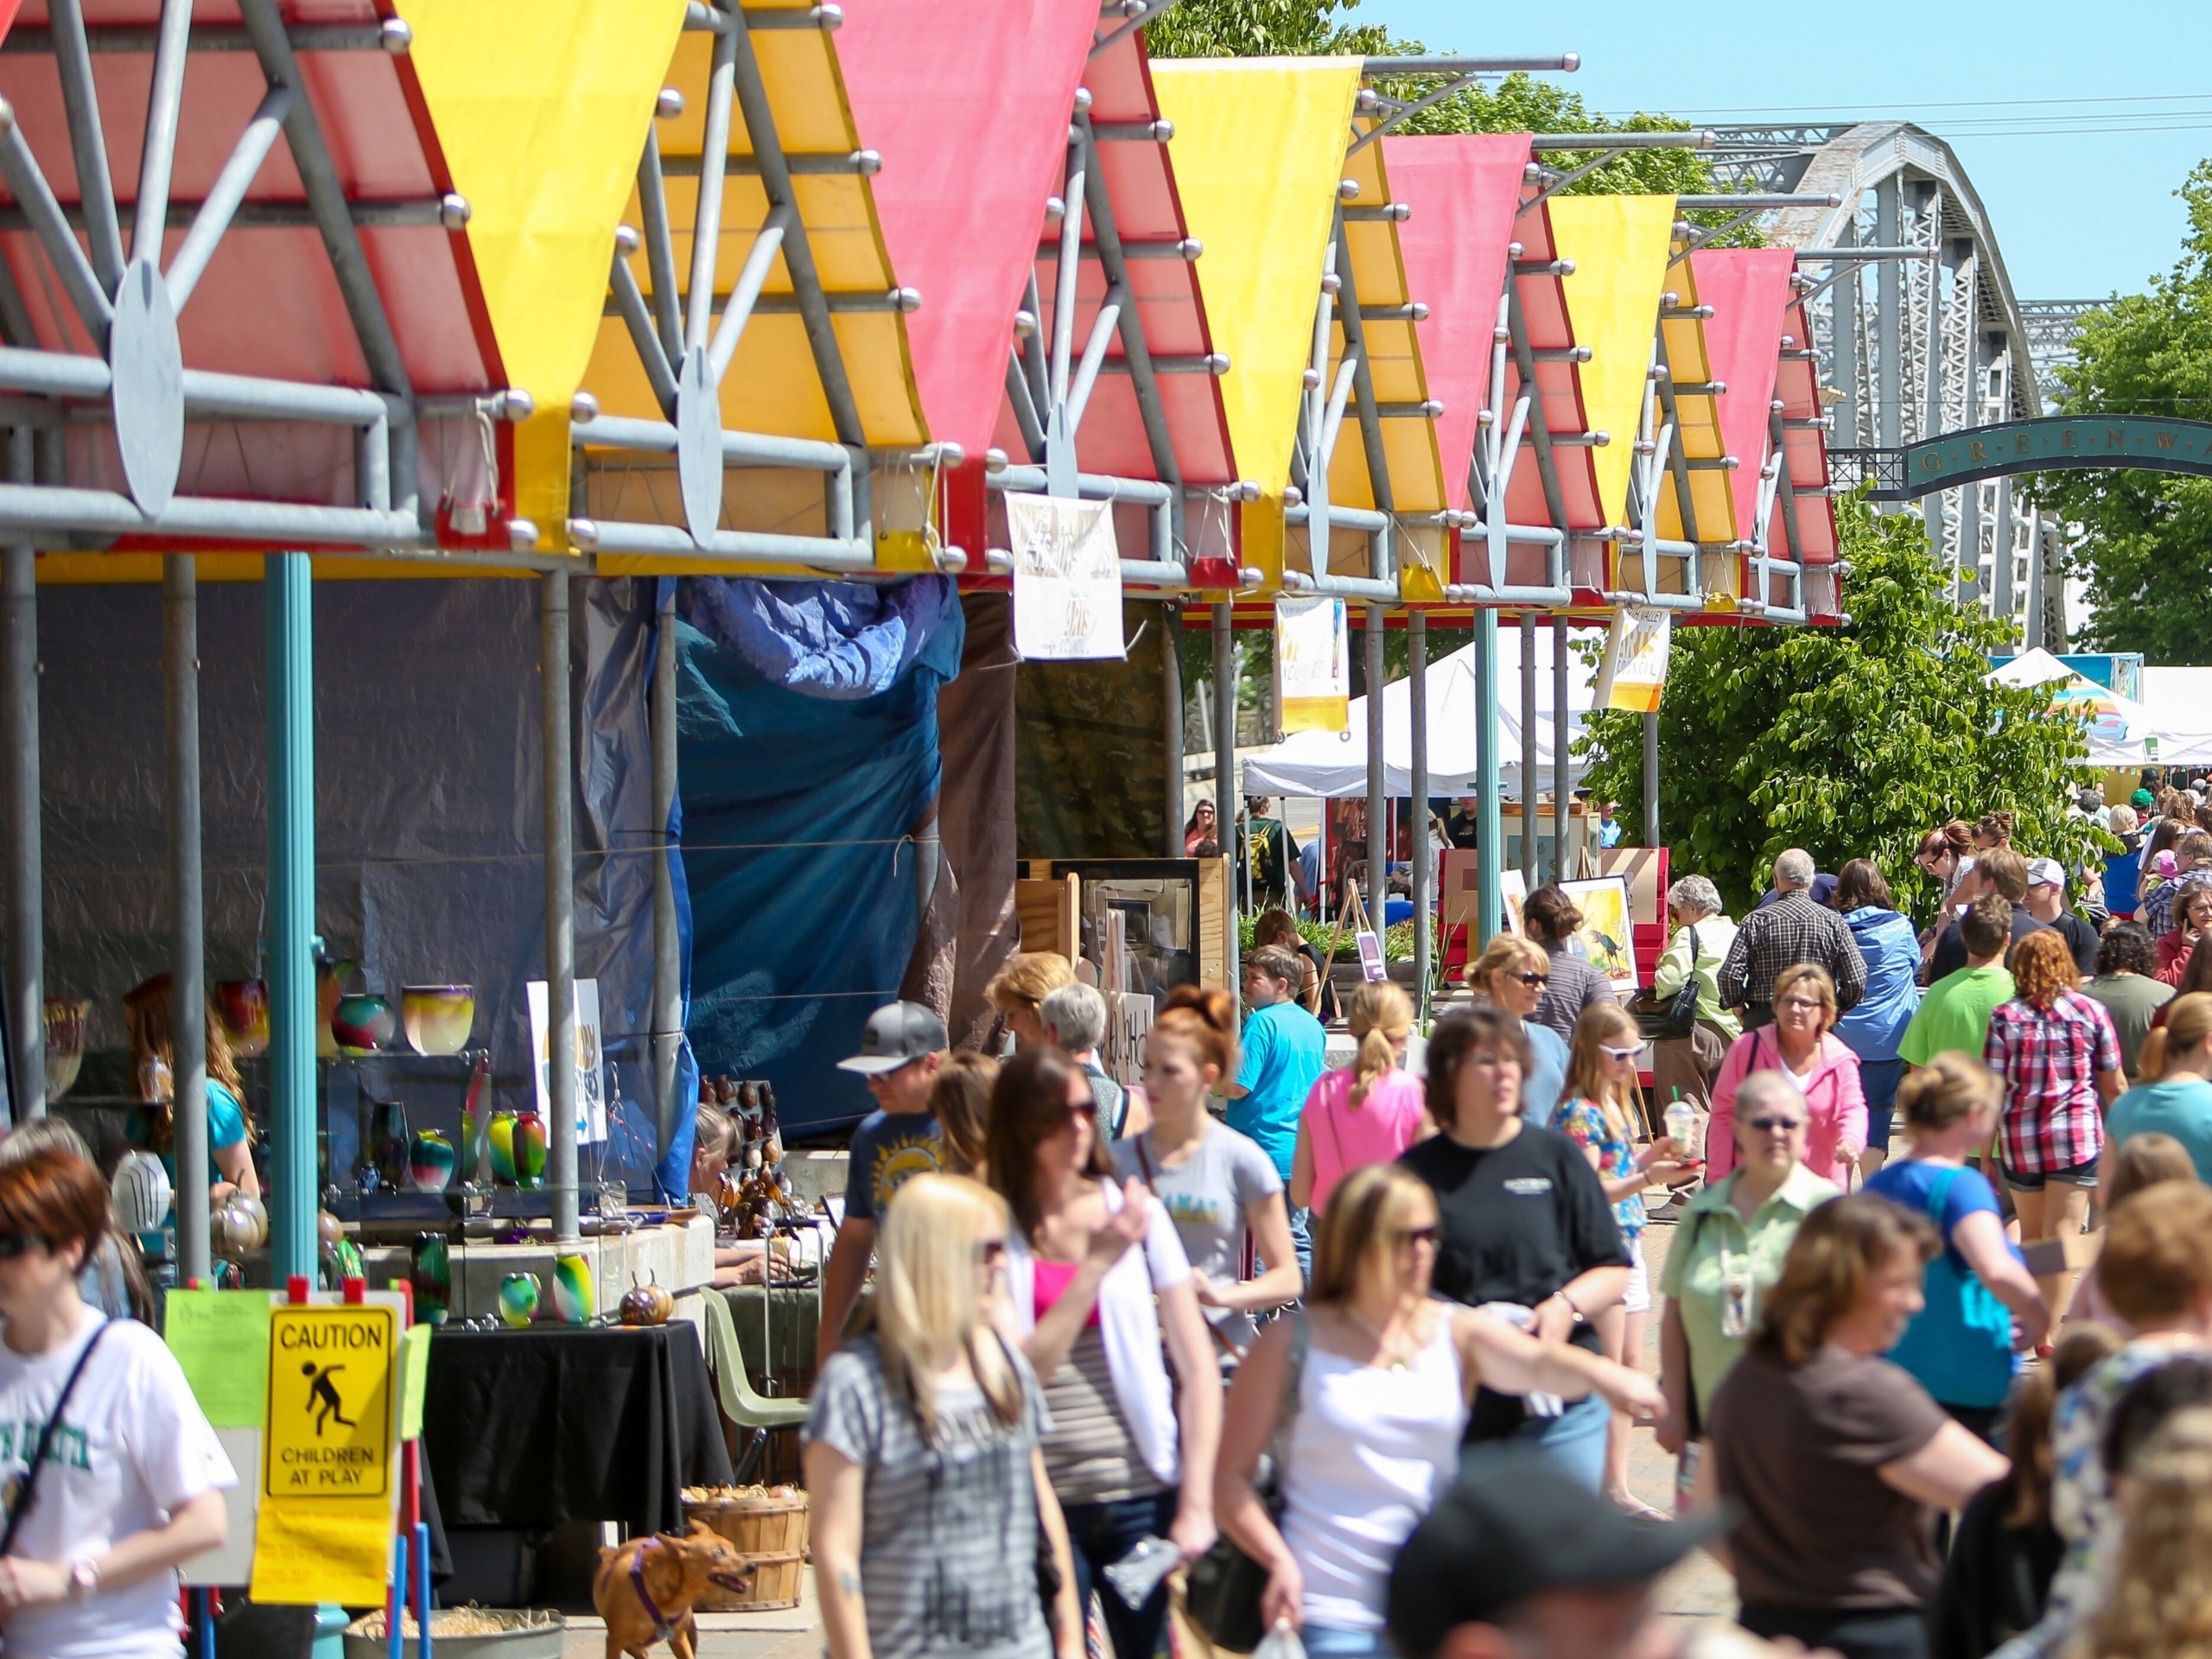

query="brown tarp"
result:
[1014,600,1169,861]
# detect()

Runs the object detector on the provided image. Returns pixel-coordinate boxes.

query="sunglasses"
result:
[1746,1116,1806,1134]
[0,1235,50,1260]
[1396,1224,1440,1247]
[1514,972,1549,987]
[1600,1042,1648,1061]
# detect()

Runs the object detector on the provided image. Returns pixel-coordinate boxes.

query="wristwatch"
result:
[1551,1289,1586,1326]
[65,1558,99,1604]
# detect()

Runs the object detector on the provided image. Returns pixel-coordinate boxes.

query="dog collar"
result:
[631,1538,675,1643]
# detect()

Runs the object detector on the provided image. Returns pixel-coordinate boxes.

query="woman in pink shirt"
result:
[1708,963,1868,1186]
[1290,983,1434,1215]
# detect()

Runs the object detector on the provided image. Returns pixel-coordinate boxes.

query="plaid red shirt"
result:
[1983,988,2120,1174]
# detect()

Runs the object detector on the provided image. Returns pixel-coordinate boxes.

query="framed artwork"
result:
[1557,876,1638,993]
[1439,854,1529,936]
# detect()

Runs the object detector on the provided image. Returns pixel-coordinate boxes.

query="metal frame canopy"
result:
[570,0,949,580]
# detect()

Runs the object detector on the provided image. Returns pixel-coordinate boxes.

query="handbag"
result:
[1182,1311,1308,1652]
[1884,1166,2016,1409]
[1635,927,1703,1042]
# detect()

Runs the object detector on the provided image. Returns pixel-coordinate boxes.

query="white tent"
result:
[1244,629,1596,800]
[1988,650,2212,768]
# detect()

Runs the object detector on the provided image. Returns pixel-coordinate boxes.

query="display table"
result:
[421,1324,734,1534]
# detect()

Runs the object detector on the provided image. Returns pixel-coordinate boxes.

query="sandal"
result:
[1615,1503,1674,1524]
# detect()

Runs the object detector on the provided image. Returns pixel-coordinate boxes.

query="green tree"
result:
[1575,499,2102,918]
[2032,162,2212,660]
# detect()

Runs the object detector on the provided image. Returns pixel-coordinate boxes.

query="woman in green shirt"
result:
[1656,1071,1839,1498]
[1649,875,1741,1136]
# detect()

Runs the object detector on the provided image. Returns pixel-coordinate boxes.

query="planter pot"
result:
[344,1609,564,1659]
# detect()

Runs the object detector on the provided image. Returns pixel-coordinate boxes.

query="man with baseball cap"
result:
[2024,857,2101,977]
[815,1001,948,1366]
[1386,1457,1719,1659]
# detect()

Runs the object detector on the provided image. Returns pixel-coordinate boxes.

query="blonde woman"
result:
[1216,1164,1661,1655]
[2107,990,2212,1181]
[1709,963,1866,1185]
[1550,1002,1692,1516]
[1465,933,1570,1122]
[1289,982,1431,1216]
[988,953,1078,1052]
[805,1173,1081,1659]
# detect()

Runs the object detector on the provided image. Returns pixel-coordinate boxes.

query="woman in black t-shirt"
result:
[1398,1007,1635,1491]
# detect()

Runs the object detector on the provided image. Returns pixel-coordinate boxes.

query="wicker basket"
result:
[683,1491,811,1611]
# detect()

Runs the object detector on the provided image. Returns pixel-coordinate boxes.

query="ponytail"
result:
[2144,992,2212,1082]
[1344,982,1413,1109]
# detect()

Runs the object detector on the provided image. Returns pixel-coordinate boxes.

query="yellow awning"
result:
[1656,245,1734,544]
[1546,194,1677,531]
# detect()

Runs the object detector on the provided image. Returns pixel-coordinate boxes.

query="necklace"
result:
[1344,1306,1420,1372]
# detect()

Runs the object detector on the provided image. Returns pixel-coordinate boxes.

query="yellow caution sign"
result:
[263,1305,395,1500]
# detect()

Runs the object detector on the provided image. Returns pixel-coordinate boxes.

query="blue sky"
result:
[1364,0,2212,302]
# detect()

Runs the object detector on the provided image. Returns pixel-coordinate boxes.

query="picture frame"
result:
[1556,875,1639,993]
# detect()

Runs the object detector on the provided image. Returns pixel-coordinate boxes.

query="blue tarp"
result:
[672,575,963,1134]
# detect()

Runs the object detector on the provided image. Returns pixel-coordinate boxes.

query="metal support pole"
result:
[1643,712,1660,849]
[1552,620,1570,881]
[650,583,682,1168]
[167,555,208,1282]
[1828,222,1860,447]
[2,516,36,1123]
[1519,613,1537,887]
[1163,602,1184,859]
[1476,610,1502,947]
[1875,175,1901,451]
[1365,605,1386,938]
[542,574,579,1243]
[1408,612,1430,1018]
[1992,475,2016,635]
[265,553,314,1280]
[2024,505,2044,651]
[1211,602,1237,992]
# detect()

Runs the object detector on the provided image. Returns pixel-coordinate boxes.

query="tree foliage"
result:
[1575,499,2102,919]
[2031,162,2212,660]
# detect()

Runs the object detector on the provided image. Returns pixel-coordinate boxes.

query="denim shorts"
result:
[2001,1155,2100,1192]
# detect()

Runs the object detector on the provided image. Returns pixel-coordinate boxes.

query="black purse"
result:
[1182,1312,1307,1652]
[1637,925,1703,1041]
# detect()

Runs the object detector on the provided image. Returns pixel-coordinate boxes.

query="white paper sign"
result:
[1595,606,1671,713]
[1008,493,1123,660]
[527,978,608,1144]
[1275,595,1350,734]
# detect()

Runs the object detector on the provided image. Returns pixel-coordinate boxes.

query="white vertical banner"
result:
[1008,493,1124,660]
[1274,595,1350,734]
[527,978,608,1144]
[1594,606,1672,713]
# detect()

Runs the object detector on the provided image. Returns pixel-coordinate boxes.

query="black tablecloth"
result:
[421,1324,734,1534]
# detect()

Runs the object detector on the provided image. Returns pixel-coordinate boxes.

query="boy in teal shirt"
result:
[1227,946,1327,1272]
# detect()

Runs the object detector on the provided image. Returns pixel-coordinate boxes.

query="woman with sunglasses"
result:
[806,1173,1082,1659]
[1216,1164,1661,1656]
[1656,1072,1840,1505]
[988,1047,1219,1659]
[1708,963,1867,1187]
[1551,1004,1694,1517]
[1399,1007,1630,1489]
[0,1144,233,1659]
[1465,934,1571,1124]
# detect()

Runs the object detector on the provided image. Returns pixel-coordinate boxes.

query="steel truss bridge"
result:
[1707,122,2098,648]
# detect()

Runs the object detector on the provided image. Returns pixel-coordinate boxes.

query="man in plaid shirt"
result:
[2140,829,2212,939]
[1718,849,1868,1028]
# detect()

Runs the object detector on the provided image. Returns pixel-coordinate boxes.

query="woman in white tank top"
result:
[1215,1165,1663,1656]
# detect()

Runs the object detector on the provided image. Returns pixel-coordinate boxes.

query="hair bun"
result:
[1164,983,1237,1035]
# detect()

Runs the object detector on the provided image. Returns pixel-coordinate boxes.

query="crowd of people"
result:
[799,774,2212,1659]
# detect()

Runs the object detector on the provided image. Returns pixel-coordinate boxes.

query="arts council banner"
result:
[1275,595,1350,733]
[1595,606,1671,713]
[1008,493,1123,660]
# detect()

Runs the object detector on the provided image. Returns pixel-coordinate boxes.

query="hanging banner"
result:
[1007,493,1123,660]
[1275,595,1350,734]
[1595,607,1671,713]
[529,978,609,1144]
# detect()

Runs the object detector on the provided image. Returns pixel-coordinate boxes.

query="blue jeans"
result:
[1860,1058,1906,1160]
[1465,1391,1611,1491]
[1060,1491,1177,1659]
[1289,1205,1313,1283]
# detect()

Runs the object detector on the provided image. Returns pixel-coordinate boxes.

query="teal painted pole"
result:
[1475,608,1502,948]
[266,553,315,1282]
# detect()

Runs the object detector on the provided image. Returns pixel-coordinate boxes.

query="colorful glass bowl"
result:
[402,985,476,1057]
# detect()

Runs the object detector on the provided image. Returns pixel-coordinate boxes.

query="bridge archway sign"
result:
[1841,416,2212,501]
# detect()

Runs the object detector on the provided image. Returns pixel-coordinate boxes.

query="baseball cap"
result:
[836,1001,949,1074]
[2026,857,2067,890]
[2133,789,2157,808]
[1387,1458,1721,1659]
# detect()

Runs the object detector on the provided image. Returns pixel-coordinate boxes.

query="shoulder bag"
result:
[1182,1310,1308,1652]
[1882,1166,2015,1409]
[1635,926,1703,1042]
[0,1320,109,1564]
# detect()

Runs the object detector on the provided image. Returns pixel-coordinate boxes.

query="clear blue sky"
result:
[1364,0,2212,302]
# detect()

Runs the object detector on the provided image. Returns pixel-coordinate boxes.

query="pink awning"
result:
[1689,248,1794,546]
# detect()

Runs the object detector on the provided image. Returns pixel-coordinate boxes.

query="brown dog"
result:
[593,1520,759,1659]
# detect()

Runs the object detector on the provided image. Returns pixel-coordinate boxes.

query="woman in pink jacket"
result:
[1707,963,1867,1185]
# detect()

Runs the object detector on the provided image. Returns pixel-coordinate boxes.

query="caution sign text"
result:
[263,1305,394,1500]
